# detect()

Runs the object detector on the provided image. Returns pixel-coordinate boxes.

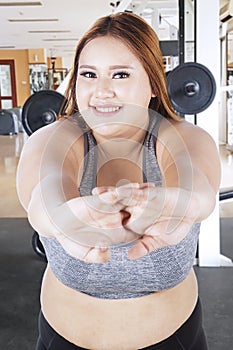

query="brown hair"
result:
[64,12,180,121]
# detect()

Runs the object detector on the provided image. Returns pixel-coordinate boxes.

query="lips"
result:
[92,105,121,115]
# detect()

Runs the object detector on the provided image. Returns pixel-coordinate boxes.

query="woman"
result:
[17,12,220,350]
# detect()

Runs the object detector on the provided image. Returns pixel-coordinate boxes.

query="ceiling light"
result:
[53,44,74,46]
[0,45,16,48]
[29,30,71,33]
[43,38,78,41]
[0,2,42,6]
[8,18,58,22]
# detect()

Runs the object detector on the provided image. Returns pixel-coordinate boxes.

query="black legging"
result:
[36,297,208,350]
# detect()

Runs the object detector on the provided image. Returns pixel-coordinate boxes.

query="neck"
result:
[94,125,147,157]
[94,115,148,142]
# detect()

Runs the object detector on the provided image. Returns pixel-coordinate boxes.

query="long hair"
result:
[64,12,180,121]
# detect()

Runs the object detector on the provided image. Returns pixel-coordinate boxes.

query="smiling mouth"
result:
[93,106,121,114]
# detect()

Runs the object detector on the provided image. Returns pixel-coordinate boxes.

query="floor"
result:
[0,132,233,349]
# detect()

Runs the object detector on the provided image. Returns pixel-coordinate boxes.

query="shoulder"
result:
[156,117,221,192]
[157,117,218,154]
[25,118,84,145]
[158,117,210,138]
[21,118,84,161]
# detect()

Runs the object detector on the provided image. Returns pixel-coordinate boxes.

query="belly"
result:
[40,266,198,350]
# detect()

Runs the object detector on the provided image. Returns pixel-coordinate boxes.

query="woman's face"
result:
[76,36,155,135]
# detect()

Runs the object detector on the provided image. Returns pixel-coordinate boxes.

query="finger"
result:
[96,186,141,208]
[117,182,140,189]
[120,209,131,225]
[98,189,120,204]
[92,182,141,196]
[83,246,111,263]
[123,207,147,234]
[128,240,148,260]
[117,186,152,207]
[57,234,92,258]
[138,182,156,189]
[92,186,115,195]
[57,233,111,262]
[145,218,193,242]
[128,235,164,260]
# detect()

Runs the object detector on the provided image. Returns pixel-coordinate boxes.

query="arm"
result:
[112,118,221,259]
[16,118,82,221]
[16,119,137,262]
[16,119,98,260]
[156,118,221,221]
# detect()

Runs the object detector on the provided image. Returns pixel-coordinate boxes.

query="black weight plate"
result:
[167,62,216,115]
[22,90,66,135]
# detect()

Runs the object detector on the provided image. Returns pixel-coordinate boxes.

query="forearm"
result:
[27,173,80,237]
[157,118,221,224]
[162,158,218,223]
[27,174,131,248]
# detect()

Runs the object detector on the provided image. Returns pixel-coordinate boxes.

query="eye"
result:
[79,71,97,79]
[113,71,130,79]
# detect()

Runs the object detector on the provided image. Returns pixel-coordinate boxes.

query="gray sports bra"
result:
[40,113,200,299]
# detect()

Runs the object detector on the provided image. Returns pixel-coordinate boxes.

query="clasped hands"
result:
[56,182,199,263]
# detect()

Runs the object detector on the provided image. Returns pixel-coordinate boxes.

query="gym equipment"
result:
[22,90,67,135]
[219,187,233,201]
[8,107,23,132]
[0,109,19,135]
[22,62,216,137]
[167,62,216,115]
[32,231,47,261]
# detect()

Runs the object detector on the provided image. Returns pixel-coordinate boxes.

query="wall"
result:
[0,48,48,107]
[28,48,46,64]
[0,49,69,107]
[0,49,30,107]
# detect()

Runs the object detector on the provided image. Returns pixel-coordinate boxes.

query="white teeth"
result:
[95,106,120,113]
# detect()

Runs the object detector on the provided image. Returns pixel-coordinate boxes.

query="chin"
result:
[92,123,125,137]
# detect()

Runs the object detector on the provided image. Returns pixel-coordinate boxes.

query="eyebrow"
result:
[78,64,134,70]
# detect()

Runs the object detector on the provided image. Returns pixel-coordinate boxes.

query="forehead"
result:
[79,36,140,65]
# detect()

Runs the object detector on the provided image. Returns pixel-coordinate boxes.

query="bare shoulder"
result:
[157,117,218,154]
[20,118,85,164]
[156,117,221,192]
[23,118,83,151]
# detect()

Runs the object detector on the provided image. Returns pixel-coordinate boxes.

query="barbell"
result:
[21,62,216,136]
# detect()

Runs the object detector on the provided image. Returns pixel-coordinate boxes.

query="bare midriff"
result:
[40,266,198,350]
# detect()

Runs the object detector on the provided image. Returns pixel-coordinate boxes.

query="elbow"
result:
[195,186,217,222]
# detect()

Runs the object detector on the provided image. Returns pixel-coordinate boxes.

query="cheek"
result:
[75,81,88,111]
[127,85,152,107]
[127,73,153,107]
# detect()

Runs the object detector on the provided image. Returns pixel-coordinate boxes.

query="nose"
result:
[94,78,115,99]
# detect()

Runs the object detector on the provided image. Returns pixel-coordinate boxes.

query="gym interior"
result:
[0,0,233,349]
